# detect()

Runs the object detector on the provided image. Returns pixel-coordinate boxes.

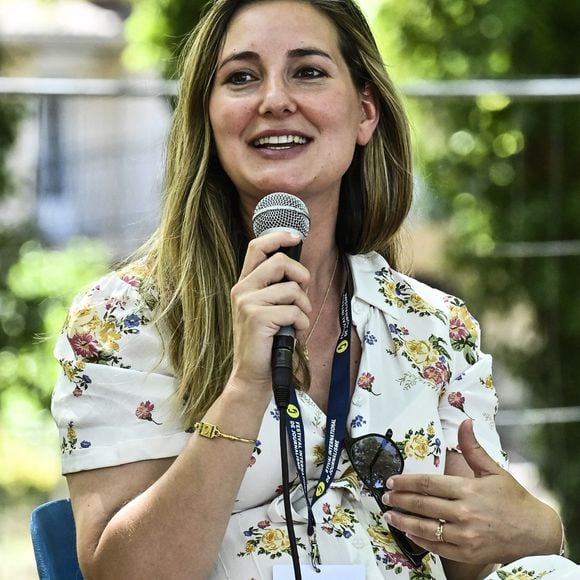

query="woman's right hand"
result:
[228,231,311,396]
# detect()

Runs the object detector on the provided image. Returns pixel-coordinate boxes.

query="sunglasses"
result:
[344,428,429,569]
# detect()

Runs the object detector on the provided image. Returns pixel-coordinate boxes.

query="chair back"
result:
[30,498,83,580]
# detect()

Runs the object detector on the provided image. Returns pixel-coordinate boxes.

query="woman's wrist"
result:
[222,377,273,410]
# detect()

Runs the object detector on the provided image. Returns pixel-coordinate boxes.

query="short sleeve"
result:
[438,295,508,468]
[51,263,191,474]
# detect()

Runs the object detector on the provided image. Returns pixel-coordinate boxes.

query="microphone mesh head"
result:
[252,192,310,239]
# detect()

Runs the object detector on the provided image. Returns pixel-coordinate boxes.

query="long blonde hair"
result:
[145,0,413,428]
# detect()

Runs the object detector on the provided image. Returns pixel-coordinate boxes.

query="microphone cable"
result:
[275,387,302,580]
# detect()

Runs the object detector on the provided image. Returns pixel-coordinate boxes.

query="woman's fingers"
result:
[385,473,466,500]
[386,510,458,548]
[239,231,308,283]
[233,283,311,334]
[382,489,458,522]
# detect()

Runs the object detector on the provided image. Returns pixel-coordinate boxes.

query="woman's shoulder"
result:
[69,259,157,313]
[57,258,161,368]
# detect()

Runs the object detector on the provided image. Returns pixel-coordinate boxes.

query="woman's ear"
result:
[357,82,380,146]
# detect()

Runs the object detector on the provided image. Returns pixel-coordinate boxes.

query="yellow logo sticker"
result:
[336,339,349,354]
[287,404,300,419]
[315,482,326,496]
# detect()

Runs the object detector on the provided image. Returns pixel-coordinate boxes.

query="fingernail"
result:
[384,511,393,524]
[386,477,394,489]
[382,491,391,505]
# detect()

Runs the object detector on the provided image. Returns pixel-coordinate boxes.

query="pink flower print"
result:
[447,391,472,418]
[120,274,140,288]
[135,401,162,425]
[248,440,262,467]
[422,361,450,387]
[449,317,469,341]
[72,386,83,397]
[257,520,271,529]
[357,372,380,396]
[434,455,440,468]
[389,551,414,569]
[321,526,333,535]
[322,502,331,515]
[70,333,99,358]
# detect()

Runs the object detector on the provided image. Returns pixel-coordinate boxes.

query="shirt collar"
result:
[347,252,402,322]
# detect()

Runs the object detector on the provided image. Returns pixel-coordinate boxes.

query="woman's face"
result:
[209,0,378,214]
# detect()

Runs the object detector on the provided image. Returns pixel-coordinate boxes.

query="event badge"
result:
[273,564,365,579]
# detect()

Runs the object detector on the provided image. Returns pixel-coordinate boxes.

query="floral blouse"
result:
[51,252,572,579]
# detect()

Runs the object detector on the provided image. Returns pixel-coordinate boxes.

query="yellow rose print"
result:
[244,541,255,554]
[237,523,306,559]
[98,321,122,351]
[67,304,99,337]
[261,528,290,554]
[405,340,439,366]
[404,433,430,460]
[367,523,396,550]
[312,444,325,466]
[398,423,442,467]
[330,508,351,526]
[482,375,494,389]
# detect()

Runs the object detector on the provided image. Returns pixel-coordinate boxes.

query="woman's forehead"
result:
[219,0,340,57]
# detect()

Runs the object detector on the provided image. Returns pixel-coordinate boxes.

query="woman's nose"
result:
[258,78,297,116]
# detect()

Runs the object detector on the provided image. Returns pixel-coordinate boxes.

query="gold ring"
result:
[434,519,445,542]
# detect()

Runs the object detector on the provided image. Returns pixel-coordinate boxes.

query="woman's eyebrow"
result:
[287,47,333,61]
[218,50,259,70]
[218,47,333,70]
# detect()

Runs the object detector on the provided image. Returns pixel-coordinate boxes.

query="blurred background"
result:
[0,0,579,577]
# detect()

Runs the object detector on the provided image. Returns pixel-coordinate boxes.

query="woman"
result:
[52,0,565,578]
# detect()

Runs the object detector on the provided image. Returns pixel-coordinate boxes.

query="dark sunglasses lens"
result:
[349,435,403,489]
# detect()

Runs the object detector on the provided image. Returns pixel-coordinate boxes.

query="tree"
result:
[374,0,580,558]
[124,0,209,78]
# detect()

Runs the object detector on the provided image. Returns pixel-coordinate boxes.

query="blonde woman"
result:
[52,0,566,578]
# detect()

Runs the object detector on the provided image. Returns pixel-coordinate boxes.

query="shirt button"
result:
[352,537,366,549]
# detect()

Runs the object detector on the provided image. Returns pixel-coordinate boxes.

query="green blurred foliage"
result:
[375,0,580,559]
[0,234,109,499]
[124,0,209,78]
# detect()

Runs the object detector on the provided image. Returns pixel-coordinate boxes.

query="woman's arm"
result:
[383,420,563,580]
[69,384,271,580]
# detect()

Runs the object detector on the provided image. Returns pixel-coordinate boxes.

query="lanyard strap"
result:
[285,286,352,567]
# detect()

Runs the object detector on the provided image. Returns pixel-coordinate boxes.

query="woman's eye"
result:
[226,71,256,85]
[296,67,326,79]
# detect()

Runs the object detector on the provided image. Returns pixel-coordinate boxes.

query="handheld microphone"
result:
[252,192,310,406]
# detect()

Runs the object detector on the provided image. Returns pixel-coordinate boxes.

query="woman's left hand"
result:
[382,419,563,565]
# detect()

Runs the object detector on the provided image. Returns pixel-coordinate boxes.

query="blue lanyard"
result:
[285,286,351,569]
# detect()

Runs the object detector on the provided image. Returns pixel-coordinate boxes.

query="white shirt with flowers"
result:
[51,252,571,579]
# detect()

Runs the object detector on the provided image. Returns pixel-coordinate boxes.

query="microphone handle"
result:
[271,240,302,405]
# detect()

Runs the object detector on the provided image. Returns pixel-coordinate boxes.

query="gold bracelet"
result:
[194,421,256,445]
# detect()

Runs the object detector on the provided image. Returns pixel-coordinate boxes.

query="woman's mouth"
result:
[252,134,309,149]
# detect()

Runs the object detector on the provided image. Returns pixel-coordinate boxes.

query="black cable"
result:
[277,392,302,580]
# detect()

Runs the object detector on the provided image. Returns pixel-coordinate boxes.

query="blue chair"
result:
[30,498,83,579]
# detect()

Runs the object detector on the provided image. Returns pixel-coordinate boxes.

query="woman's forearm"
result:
[84,384,271,580]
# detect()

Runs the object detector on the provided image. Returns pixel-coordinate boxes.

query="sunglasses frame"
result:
[344,429,429,569]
